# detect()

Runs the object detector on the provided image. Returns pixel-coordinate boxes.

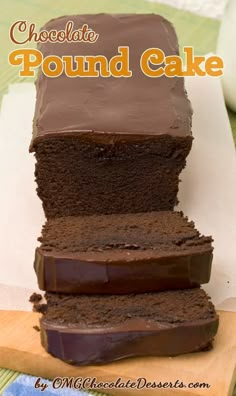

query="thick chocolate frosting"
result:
[31,14,192,149]
[34,248,212,294]
[41,318,218,365]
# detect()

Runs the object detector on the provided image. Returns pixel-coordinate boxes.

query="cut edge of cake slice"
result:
[36,288,219,365]
[34,211,213,294]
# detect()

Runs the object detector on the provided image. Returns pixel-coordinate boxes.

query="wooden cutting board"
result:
[0,310,236,396]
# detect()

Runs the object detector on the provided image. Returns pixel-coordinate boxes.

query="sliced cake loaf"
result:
[30,14,192,218]
[30,13,219,365]
[35,211,213,294]
[38,289,219,365]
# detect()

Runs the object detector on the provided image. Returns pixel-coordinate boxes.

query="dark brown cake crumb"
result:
[43,289,217,327]
[34,137,192,218]
[33,303,47,314]
[29,292,42,303]
[33,325,40,332]
[39,211,213,254]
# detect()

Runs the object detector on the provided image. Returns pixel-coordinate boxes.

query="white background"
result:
[150,0,227,18]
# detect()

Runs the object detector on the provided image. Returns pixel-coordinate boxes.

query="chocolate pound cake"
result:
[30,14,192,218]
[35,211,213,294]
[39,289,219,365]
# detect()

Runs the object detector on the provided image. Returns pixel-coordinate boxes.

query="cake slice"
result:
[30,14,192,218]
[38,289,219,365]
[35,211,213,294]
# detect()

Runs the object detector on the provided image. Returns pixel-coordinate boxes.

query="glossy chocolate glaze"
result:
[34,248,213,293]
[40,316,219,365]
[30,14,192,150]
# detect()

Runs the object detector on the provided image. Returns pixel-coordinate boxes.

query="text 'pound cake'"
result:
[30,14,193,218]
[35,211,213,294]
[37,289,219,365]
